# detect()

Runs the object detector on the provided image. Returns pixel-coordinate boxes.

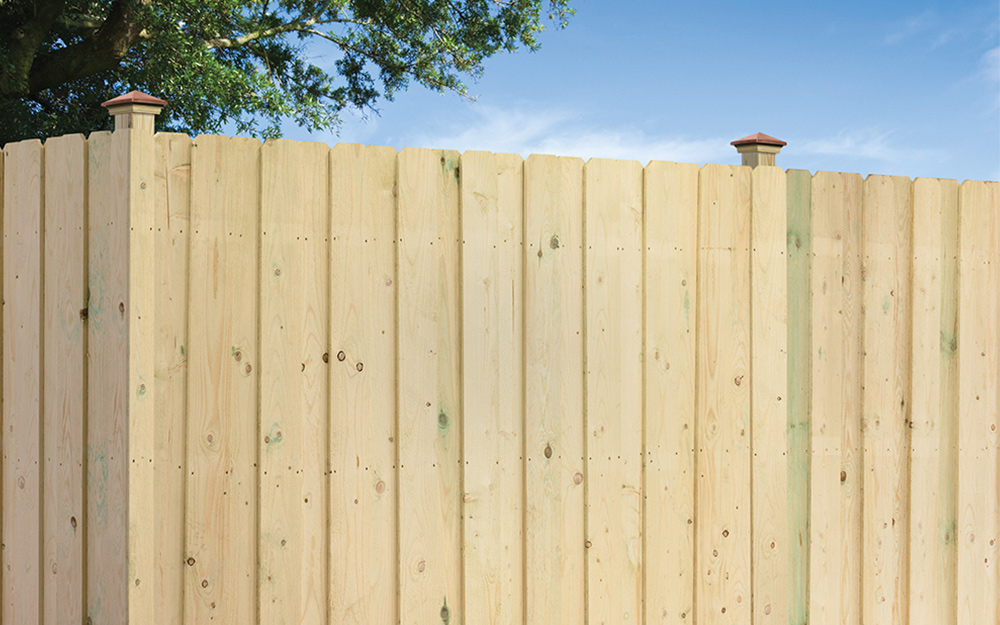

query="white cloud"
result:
[405,105,734,165]
[884,10,937,45]
[795,129,903,161]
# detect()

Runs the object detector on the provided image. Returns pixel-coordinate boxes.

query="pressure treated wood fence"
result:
[1,127,997,625]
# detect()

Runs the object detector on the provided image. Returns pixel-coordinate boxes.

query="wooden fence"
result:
[0,127,997,625]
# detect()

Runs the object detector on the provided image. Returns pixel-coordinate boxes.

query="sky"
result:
[283,0,1000,182]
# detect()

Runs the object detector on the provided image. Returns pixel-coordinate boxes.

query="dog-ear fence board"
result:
[0,97,998,625]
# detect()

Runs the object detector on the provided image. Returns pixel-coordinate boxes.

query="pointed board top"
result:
[730,132,786,147]
[101,91,168,108]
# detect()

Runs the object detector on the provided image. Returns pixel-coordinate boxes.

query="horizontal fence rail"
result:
[0,132,998,625]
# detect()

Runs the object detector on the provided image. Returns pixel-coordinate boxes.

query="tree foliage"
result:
[0,0,572,143]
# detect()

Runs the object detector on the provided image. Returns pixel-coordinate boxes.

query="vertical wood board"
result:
[584,158,643,625]
[642,161,698,625]
[861,175,912,625]
[460,151,525,625]
[695,163,752,625]
[153,133,193,625]
[2,139,43,625]
[397,147,463,625]
[42,134,87,625]
[328,143,399,625]
[184,135,260,625]
[523,154,585,625]
[258,139,330,625]
[750,166,789,625]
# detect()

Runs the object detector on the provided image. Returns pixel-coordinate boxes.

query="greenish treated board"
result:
[750,165,789,625]
[861,175,912,625]
[784,169,811,625]
[460,151,525,625]
[42,134,86,625]
[185,135,260,625]
[2,139,43,624]
[584,158,643,625]
[907,178,959,625]
[152,133,192,625]
[643,161,698,625]
[523,154,585,625]
[807,172,843,625]
[258,139,330,624]
[397,147,462,625]
[329,143,399,625]
[695,163,752,625]
[86,131,129,625]
[956,180,999,625]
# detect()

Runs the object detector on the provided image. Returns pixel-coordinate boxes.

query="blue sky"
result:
[284,1,1000,182]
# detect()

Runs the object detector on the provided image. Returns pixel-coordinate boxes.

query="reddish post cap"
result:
[101,91,168,108]
[731,132,786,147]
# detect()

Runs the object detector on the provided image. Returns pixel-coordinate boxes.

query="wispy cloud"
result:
[404,105,734,165]
[884,10,937,45]
[795,129,908,162]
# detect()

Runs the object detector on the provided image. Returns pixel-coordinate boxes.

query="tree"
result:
[0,0,572,143]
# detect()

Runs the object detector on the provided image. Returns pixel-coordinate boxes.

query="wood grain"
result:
[87,131,129,625]
[153,133,193,625]
[750,165,788,625]
[584,158,643,625]
[42,134,87,625]
[397,148,463,625]
[258,139,330,624]
[329,143,399,625]
[643,161,698,625]
[695,163,752,625]
[523,154,585,625]
[784,169,811,625]
[861,175,912,625]
[185,135,259,625]
[2,139,43,625]
[908,178,960,625]
[460,151,525,625]
[956,180,999,625]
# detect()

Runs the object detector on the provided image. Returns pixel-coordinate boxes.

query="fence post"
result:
[93,90,163,625]
[731,132,786,168]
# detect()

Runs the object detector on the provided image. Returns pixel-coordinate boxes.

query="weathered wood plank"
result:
[153,133,192,625]
[584,158,643,625]
[128,115,159,625]
[784,169,811,625]
[42,134,86,625]
[460,151,524,625]
[258,139,330,625]
[2,139,43,625]
[523,154,585,625]
[839,172,865,625]
[695,163,752,625]
[185,135,259,625]
[643,160,698,625]
[397,147,463,625]
[329,143,398,625]
[86,131,129,625]
[956,180,999,625]
[861,175,912,625]
[808,171,843,625]
[908,178,960,625]
[750,165,788,625]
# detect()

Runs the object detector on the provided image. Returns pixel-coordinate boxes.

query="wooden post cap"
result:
[102,91,167,132]
[731,132,786,168]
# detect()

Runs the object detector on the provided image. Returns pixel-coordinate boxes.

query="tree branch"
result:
[204,16,367,49]
[26,0,152,95]
[0,0,68,95]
